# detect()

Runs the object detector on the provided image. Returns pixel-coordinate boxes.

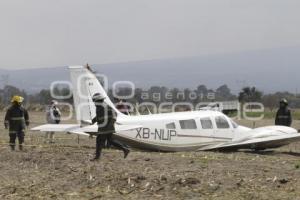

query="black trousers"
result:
[9,131,24,149]
[95,133,127,158]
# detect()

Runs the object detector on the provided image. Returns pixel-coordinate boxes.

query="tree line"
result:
[0,84,299,110]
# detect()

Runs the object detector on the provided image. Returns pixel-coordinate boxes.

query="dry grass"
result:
[0,112,300,200]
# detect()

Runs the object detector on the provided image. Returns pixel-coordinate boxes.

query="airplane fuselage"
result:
[113,110,249,151]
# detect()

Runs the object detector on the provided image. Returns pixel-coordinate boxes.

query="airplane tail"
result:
[69,66,123,123]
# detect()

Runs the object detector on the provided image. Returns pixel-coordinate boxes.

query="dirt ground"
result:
[0,112,300,200]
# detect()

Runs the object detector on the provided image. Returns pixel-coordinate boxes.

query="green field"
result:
[230,110,300,120]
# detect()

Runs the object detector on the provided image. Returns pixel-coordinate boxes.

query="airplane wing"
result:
[199,133,300,151]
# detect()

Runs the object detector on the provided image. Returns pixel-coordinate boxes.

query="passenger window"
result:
[215,116,230,129]
[166,122,176,129]
[179,119,197,129]
[200,118,213,129]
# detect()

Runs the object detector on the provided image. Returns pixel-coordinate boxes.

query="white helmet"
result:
[92,93,106,101]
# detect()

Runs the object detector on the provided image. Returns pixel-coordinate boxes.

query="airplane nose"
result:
[274,126,298,134]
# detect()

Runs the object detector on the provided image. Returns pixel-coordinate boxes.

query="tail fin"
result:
[69,66,122,123]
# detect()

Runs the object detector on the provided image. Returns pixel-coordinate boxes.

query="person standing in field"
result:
[4,96,30,151]
[45,100,61,143]
[275,98,292,127]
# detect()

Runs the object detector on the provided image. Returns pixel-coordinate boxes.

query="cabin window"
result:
[166,122,176,129]
[200,118,213,129]
[215,116,230,129]
[179,119,197,129]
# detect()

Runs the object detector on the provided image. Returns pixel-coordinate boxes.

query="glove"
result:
[4,122,8,129]
[26,121,30,126]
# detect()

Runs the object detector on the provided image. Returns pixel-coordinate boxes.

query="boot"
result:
[10,145,15,151]
[19,145,23,151]
[90,150,101,161]
[90,156,100,161]
[124,149,130,159]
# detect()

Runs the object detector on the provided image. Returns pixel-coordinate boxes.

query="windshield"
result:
[230,119,239,129]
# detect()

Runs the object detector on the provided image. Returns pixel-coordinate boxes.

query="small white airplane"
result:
[32,66,300,151]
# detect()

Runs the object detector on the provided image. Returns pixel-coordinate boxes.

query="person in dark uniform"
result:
[4,96,30,151]
[91,93,130,161]
[275,98,292,127]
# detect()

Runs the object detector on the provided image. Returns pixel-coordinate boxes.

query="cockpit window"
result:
[215,116,230,129]
[179,119,197,129]
[230,119,238,129]
[166,122,176,129]
[200,118,213,129]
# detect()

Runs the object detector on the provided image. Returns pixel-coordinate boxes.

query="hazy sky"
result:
[1,0,300,69]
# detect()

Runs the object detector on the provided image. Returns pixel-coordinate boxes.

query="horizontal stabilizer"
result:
[69,124,98,133]
[68,124,143,135]
[32,121,142,137]
[115,124,143,132]
[31,124,81,132]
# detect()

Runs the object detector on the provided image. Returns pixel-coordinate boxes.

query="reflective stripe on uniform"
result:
[277,116,289,119]
[9,130,25,134]
[98,130,114,134]
[9,131,18,134]
[10,117,25,120]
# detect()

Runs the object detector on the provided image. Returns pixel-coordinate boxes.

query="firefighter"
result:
[275,98,292,127]
[44,100,61,143]
[91,93,130,161]
[4,96,30,151]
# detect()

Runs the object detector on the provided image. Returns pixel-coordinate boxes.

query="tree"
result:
[262,94,279,111]
[183,88,192,102]
[216,84,234,100]
[1,85,27,105]
[239,87,263,103]
[134,88,143,103]
[195,85,208,102]
[38,89,52,105]
[170,88,180,103]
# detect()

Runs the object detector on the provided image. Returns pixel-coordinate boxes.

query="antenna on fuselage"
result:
[146,106,152,115]
[135,103,141,116]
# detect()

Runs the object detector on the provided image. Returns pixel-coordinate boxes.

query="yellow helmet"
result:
[11,95,24,103]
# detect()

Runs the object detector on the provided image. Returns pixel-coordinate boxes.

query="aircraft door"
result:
[199,117,214,138]
[213,116,234,140]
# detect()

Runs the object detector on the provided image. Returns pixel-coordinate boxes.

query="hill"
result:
[1,46,300,94]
